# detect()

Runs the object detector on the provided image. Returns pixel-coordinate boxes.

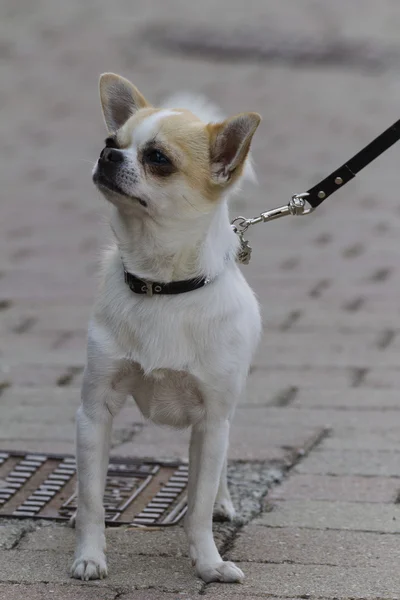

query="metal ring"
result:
[231,216,250,233]
[289,193,314,216]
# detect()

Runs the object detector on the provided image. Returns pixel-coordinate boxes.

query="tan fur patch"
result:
[118,109,220,200]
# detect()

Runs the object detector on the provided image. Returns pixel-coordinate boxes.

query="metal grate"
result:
[0,451,188,526]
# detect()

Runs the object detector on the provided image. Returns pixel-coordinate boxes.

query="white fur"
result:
[71,92,262,584]
[133,109,181,146]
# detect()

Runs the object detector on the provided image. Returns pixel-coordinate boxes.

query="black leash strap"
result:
[306,118,400,209]
[231,117,400,265]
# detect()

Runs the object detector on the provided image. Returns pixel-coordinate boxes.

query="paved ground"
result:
[1,0,400,598]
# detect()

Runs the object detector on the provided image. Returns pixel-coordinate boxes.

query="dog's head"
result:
[93,73,261,218]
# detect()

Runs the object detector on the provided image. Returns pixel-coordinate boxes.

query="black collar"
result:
[124,268,210,296]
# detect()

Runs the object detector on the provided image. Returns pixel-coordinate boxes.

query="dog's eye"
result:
[144,149,170,165]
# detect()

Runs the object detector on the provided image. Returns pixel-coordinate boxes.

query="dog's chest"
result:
[127,366,206,428]
[104,296,209,373]
[95,259,261,385]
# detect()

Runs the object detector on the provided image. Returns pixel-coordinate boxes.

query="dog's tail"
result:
[162,92,257,184]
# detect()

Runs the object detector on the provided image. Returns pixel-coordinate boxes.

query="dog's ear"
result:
[99,73,151,133]
[208,113,261,184]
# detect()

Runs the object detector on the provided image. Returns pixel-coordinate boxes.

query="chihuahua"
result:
[71,73,262,584]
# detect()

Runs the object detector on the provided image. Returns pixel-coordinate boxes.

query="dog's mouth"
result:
[93,170,125,196]
[93,171,147,207]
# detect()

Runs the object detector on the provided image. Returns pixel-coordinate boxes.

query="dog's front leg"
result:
[71,368,126,581]
[189,435,235,523]
[213,456,236,522]
[186,418,244,583]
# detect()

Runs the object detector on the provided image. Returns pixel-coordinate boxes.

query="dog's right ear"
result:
[208,112,261,185]
[99,73,151,133]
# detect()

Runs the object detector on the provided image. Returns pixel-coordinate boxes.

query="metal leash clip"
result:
[232,193,314,265]
[232,117,400,264]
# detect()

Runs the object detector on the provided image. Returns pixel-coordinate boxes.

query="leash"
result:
[232,118,400,264]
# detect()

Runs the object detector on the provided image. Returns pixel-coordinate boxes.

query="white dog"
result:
[71,73,262,584]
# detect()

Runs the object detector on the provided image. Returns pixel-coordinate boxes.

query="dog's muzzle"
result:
[99,147,124,163]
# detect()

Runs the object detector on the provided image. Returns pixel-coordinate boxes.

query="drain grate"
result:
[0,451,188,526]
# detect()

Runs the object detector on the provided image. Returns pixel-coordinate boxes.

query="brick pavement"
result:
[1,0,400,598]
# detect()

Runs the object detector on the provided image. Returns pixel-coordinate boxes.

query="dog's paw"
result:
[196,560,244,583]
[71,553,108,581]
[213,498,236,522]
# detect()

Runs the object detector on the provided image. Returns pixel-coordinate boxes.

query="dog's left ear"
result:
[208,112,261,184]
[99,73,151,133]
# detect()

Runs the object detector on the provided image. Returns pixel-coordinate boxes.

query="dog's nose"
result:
[99,147,124,163]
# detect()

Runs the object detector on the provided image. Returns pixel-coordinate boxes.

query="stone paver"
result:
[268,473,400,502]
[0,440,77,455]
[255,331,400,369]
[364,368,400,388]
[115,419,325,463]
[0,584,116,600]
[246,366,353,390]
[1,585,199,600]
[293,388,400,409]
[322,428,400,451]
[0,387,141,453]
[205,563,400,598]
[255,500,400,532]
[226,525,400,567]
[114,425,190,460]
[19,524,227,558]
[205,597,301,600]
[295,449,400,476]
[224,425,324,462]
[0,363,83,388]
[120,594,196,600]
[236,406,400,431]
[0,551,201,594]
